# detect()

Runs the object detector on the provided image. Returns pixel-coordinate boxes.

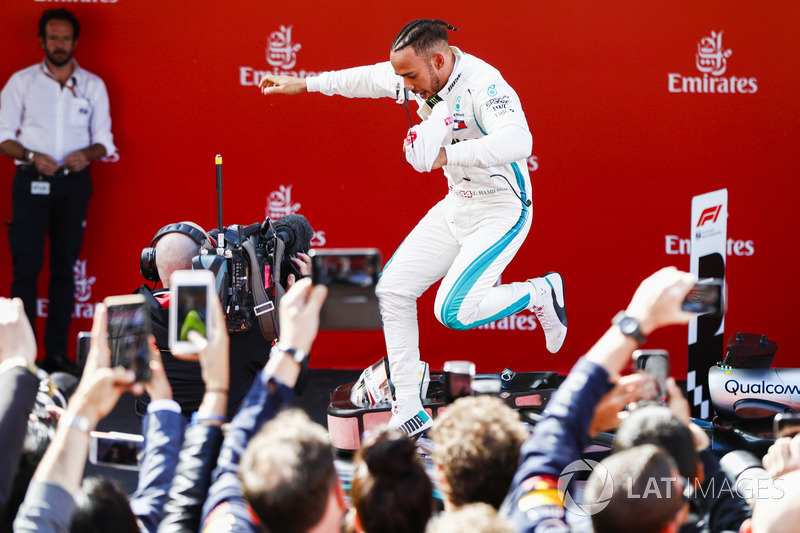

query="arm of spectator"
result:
[0,297,40,508]
[13,305,139,533]
[585,267,696,376]
[156,296,229,533]
[589,372,658,436]
[190,294,230,419]
[201,278,326,531]
[506,267,697,531]
[664,377,711,451]
[762,434,800,478]
[130,345,185,533]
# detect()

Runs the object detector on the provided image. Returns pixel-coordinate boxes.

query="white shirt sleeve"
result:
[84,74,116,158]
[445,80,532,168]
[0,71,26,145]
[306,61,400,99]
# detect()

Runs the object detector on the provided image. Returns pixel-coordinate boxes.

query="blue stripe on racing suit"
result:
[439,161,530,330]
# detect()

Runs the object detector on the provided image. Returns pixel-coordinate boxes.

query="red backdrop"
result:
[1,0,798,378]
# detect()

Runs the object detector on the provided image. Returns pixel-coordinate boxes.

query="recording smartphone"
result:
[76,331,91,368]
[89,431,144,471]
[633,349,670,405]
[443,360,475,404]
[774,413,800,439]
[681,278,724,314]
[310,249,382,330]
[169,269,215,355]
[104,294,152,382]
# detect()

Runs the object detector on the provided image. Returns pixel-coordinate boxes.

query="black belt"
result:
[19,165,90,178]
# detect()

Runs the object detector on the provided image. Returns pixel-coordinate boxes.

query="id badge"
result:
[71,98,91,126]
[31,181,51,195]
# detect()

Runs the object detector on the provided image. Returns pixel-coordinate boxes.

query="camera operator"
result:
[134,222,311,420]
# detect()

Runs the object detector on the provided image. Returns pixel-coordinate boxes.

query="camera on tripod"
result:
[194,218,303,342]
[190,155,314,343]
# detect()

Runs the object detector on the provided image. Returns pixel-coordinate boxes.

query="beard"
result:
[428,63,443,95]
[46,48,73,68]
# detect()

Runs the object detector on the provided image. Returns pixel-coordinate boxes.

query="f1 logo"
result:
[697,205,722,227]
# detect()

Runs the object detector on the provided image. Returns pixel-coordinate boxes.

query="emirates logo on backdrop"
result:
[668,30,758,94]
[265,185,327,247]
[239,24,320,86]
[266,25,301,70]
[695,31,732,76]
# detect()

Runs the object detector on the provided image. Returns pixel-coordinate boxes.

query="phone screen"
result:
[90,432,144,470]
[634,350,670,404]
[175,284,210,342]
[774,414,800,439]
[681,279,723,314]
[106,299,152,382]
[311,252,379,288]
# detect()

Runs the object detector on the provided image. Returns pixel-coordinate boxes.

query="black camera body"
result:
[194,218,290,343]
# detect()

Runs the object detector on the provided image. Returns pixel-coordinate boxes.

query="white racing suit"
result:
[307,47,535,395]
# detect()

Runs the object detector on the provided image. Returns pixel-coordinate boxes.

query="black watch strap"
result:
[612,311,647,346]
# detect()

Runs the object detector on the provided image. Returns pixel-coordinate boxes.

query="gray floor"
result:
[86,369,362,493]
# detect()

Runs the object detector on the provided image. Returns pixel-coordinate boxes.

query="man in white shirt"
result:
[0,8,116,375]
[258,19,567,437]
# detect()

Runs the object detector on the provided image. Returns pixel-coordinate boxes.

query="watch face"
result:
[619,316,637,334]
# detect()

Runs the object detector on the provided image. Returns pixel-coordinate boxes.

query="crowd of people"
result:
[1,8,797,533]
[1,266,798,533]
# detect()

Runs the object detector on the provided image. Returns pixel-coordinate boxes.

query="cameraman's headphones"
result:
[140,222,210,282]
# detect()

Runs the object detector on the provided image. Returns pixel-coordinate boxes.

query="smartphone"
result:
[633,349,670,405]
[309,249,382,330]
[89,431,144,471]
[169,269,215,355]
[310,248,381,288]
[681,278,724,314]
[104,294,152,382]
[774,413,800,439]
[76,331,91,368]
[443,360,475,403]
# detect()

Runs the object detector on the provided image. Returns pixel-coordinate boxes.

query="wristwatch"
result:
[272,342,308,365]
[24,149,34,162]
[612,311,647,346]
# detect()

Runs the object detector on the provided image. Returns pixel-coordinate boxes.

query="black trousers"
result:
[8,165,92,360]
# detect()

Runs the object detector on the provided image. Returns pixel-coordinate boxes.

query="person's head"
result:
[585,444,688,533]
[38,9,80,68]
[430,395,528,509]
[239,409,344,533]
[70,477,139,533]
[145,222,209,287]
[389,19,456,101]
[614,405,699,483]
[426,502,513,533]
[351,426,434,533]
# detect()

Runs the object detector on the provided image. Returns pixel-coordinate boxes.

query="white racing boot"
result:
[527,272,568,353]
[387,385,432,439]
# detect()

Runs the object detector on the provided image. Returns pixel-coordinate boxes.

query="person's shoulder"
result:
[456,49,506,88]
[5,63,40,84]
[456,48,499,73]
[75,66,106,84]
